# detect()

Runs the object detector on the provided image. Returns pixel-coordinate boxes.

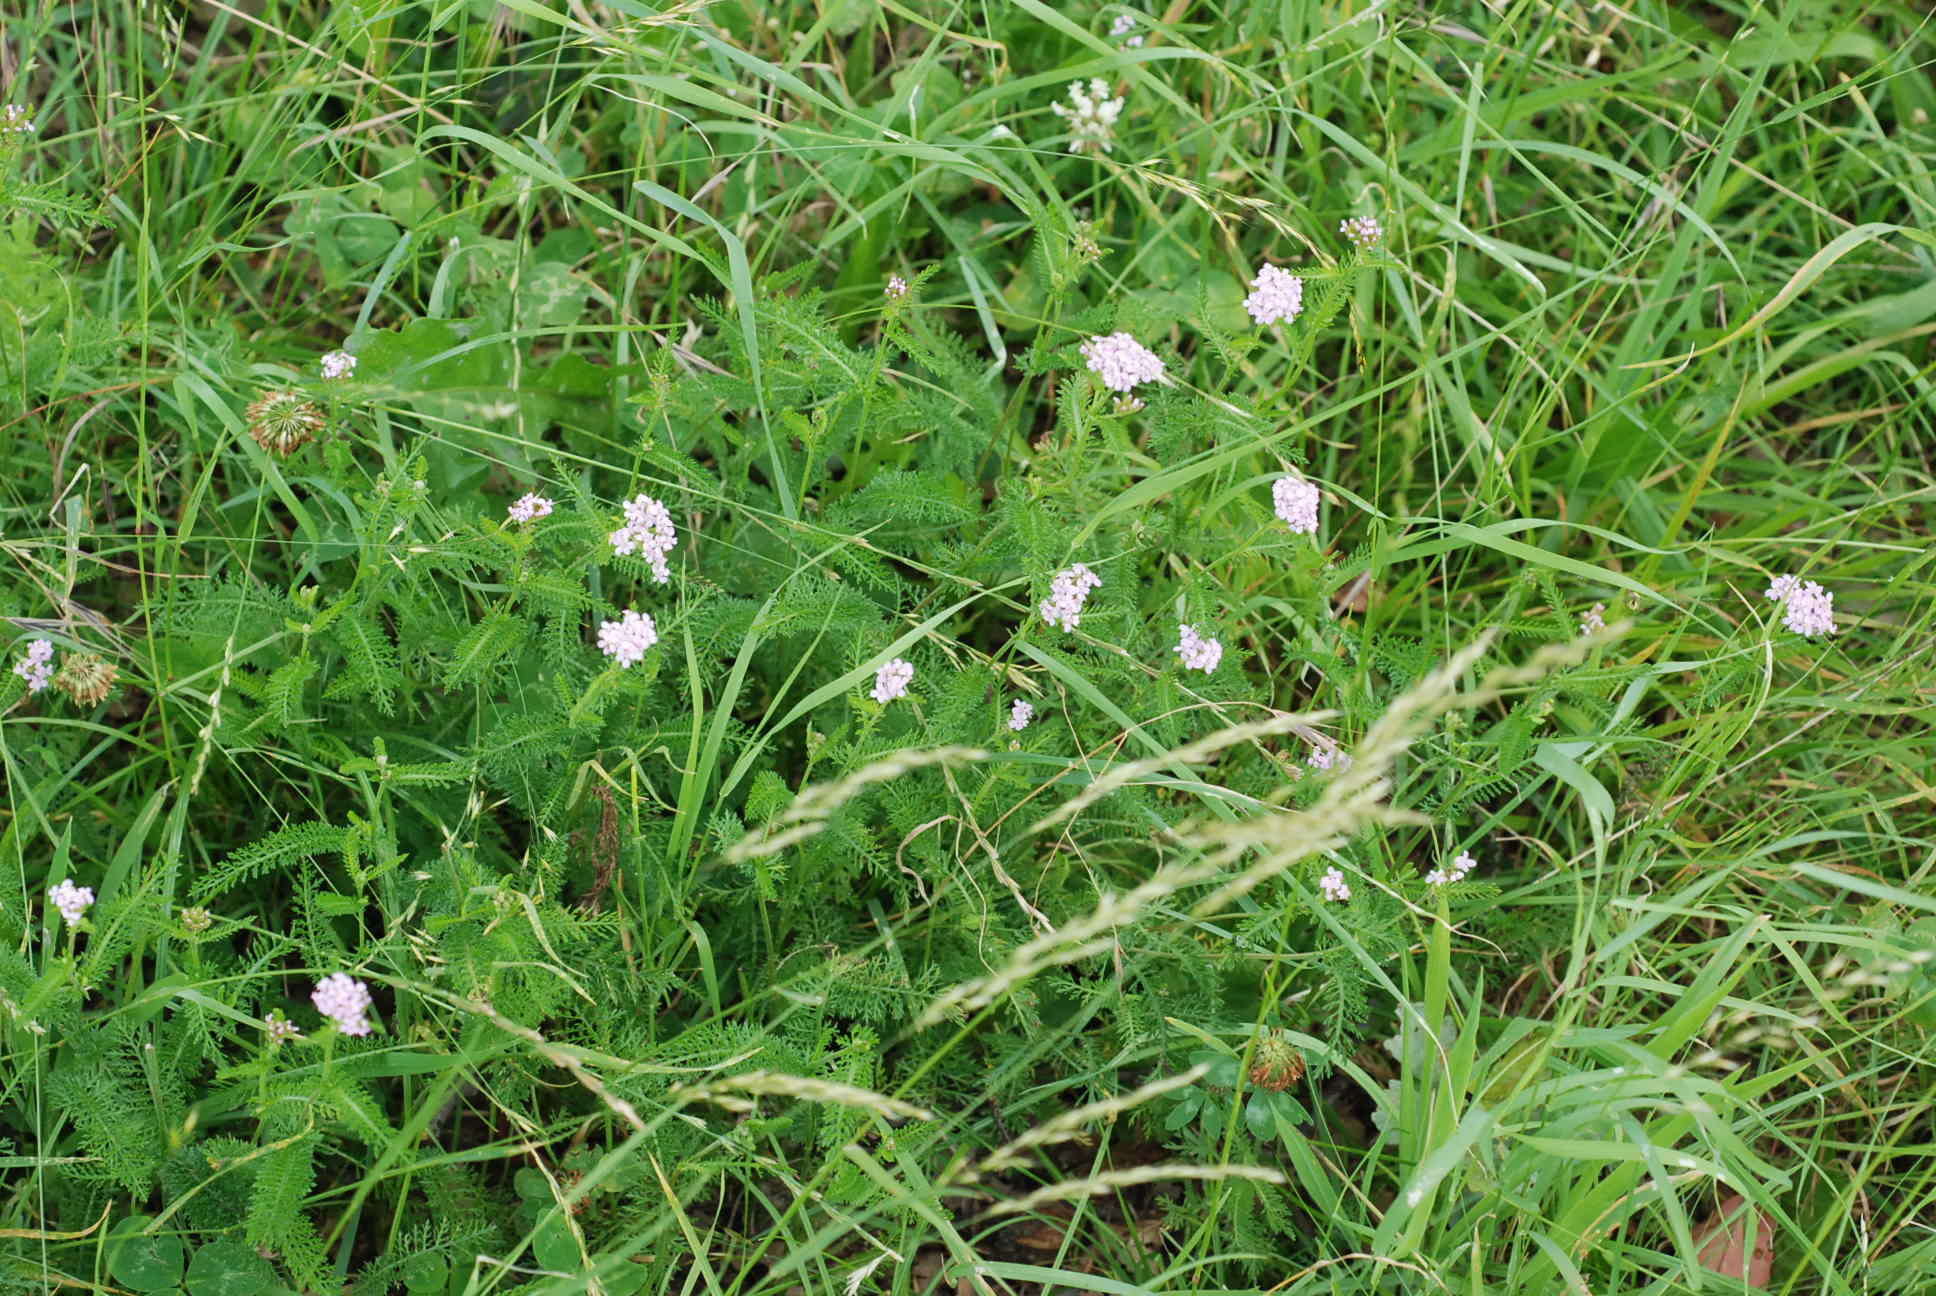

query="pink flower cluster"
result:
[597,609,659,668]
[507,493,554,524]
[1272,474,1320,534]
[1318,868,1351,902]
[872,658,914,704]
[1765,574,1835,637]
[1175,623,1223,673]
[1243,264,1304,327]
[13,638,54,692]
[1079,333,1164,393]
[611,493,678,583]
[311,972,374,1036]
[1041,562,1102,632]
[1425,850,1475,887]
[1009,699,1035,731]
[49,878,94,927]
[1340,215,1384,249]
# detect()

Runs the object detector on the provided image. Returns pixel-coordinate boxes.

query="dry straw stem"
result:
[724,745,988,863]
[980,1163,1287,1220]
[972,1063,1211,1175]
[668,1070,933,1123]
[918,630,1602,1028]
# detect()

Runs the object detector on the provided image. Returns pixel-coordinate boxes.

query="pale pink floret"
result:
[1318,868,1351,902]
[1781,581,1835,637]
[1243,264,1304,327]
[1272,475,1320,534]
[49,878,94,927]
[1580,603,1606,634]
[1340,215,1383,249]
[1009,699,1035,731]
[872,658,914,704]
[13,638,54,693]
[1041,563,1102,632]
[507,493,554,524]
[1079,333,1164,393]
[1425,850,1476,887]
[311,972,374,1036]
[610,493,678,583]
[1306,744,1350,772]
[1175,623,1223,673]
[885,275,909,299]
[597,609,659,667]
[320,350,357,380]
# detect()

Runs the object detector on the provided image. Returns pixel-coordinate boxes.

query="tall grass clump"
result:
[3,2,1934,1294]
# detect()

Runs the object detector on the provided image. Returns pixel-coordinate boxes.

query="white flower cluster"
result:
[1041,562,1102,632]
[1306,743,1350,772]
[611,493,678,583]
[597,609,659,667]
[1109,11,1144,46]
[320,350,357,380]
[264,1010,302,1042]
[1244,264,1305,327]
[1051,78,1125,154]
[49,878,94,927]
[13,638,54,692]
[1008,699,1035,730]
[885,275,909,299]
[872,657,914,704]
[1580,603,1606,634]
[1765,574,1834,637]
[1079,332,1164,393]
[507,493,554,524]
[1340,215,1383,249]
[1272,474,1320,534]
[311,972,374,1036]
[1175,623,1223,673]
[1425,850,1476,887]
[1318,867,1351,902]
[1,105,32,135]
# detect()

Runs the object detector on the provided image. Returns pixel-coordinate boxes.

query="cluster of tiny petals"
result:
[1244,264,1305,327]
[1,104,32,135]
[1080,332,1164,393]
[872,658,914,704]
[1425,850,1476,887]
[264,1010,302,1042]
[1050,78,1125,154]
[610,493,678,583]
[311,973,374,1037]
[1175,623,1223,673]
[885,275,909,299]
[1306,743,1350,772]
[1272,475,1321,533]
[50,879,94,927]
[320,350,357,380]
[597,609,659,667]
[1041,562,1102,632]
[1109,11,1144,45]
[507,493,554,524]
[13,638,55,692]
[1318,868,1351,902]
[1340,215,1384,249]
[1580,603,1606,634]
[1765,574,1835,637]
[1008,699,1035,731]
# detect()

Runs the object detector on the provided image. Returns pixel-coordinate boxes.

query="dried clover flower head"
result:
[1248,1029,1306,1091]
[245,390,326,455]
[54,653,117,707]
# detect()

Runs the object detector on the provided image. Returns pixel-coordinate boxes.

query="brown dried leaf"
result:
[1693,1194,1774,1287]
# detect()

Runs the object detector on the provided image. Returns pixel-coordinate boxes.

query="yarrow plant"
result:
[12,638,54,692]
[1340,215,1384,249]
[1306,743,1349,772]
[872,658,914,704]
[1008,699,1035,731]
[311,973,374,1036]
[1425,850,1476,887]
[1,104,31,135]
[597,609,658,667]
[1079,332,1164,393]
[1243,264,1305,327]
[1174,623,1223,673]
[1050,78,1125,154]
[610,493,678,582]
[1580,603,1606,634]
[1766,574,1835,637]
[1040,562,1102,632]
[1318,868,1351,902]
[319,350,357,380]
[1109,11,1144,46]
[48,879,93,928]
[885,274,909,299]
[263,1010,301,1043]
[1272,474,1321,534]
[507,493,554,524]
